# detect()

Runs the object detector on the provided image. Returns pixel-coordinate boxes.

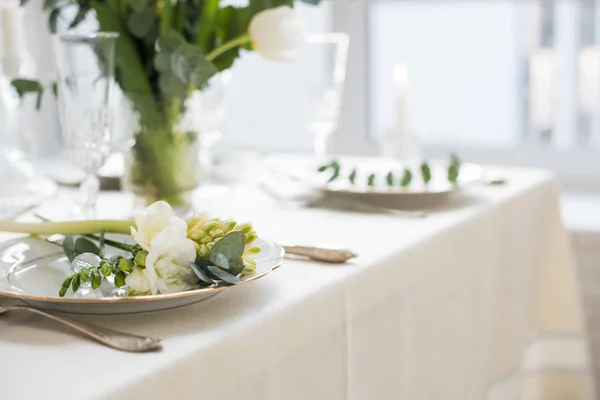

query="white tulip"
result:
[142,226,199,295]
[248,6,305,61]
[130,201,187,251]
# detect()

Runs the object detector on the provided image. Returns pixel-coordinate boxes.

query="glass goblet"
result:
[53,32,118,218]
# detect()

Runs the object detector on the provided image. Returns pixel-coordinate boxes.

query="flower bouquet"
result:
[15,0,314,210]
[1,201,260,297]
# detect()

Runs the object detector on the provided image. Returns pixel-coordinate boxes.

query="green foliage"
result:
[63,235,76,262]
[420,162,431,184]
[11,79,44,110]
[401,168,412,187]
[209,231,246,275]
[75,237,101,256]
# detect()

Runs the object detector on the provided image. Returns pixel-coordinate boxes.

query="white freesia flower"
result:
[125,266,152,295]
[139,226,199,295]
[248,6,305,61]
[130,201,187,251]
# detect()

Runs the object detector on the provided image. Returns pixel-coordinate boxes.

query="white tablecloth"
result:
[0,167,595,399]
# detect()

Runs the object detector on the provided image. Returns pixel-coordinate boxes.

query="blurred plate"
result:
[0,235,283,315]
[286,157,484,201]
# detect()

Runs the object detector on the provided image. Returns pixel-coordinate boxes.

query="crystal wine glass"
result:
[53,32,118,218]
[306,33,349,157]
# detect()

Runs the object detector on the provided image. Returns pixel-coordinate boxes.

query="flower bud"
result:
[119,258,134,273]
[247,246,261,255]
[100,261,112,276]
[59,275,74,297]
[209,229,224,239]
[219,219,237,233]
[237,223,253,234]
[201,220,218,231]
[91,269,102,290]
[199,235,212,244]
[79,267,90,281]
[134,250,148,267]
[72,274,81,292]
[114,271,126,288]
[245,232,258,244]
[189,230,207,241]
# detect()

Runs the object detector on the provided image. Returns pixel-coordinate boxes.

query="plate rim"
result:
[0,237,284,304]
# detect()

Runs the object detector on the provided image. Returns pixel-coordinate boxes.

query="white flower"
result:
[139,226,199,295]
[130,201,187,251]
[248,6,305,61]
[125,266,153,295]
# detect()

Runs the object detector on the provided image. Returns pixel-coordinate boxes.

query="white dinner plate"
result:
[274,156,484,206]
[0,235,284,315]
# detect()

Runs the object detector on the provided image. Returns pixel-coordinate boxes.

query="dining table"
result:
[0,163,595,400]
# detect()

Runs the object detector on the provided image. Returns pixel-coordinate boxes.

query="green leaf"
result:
[75,237,100,256]
[401,168,412,187]
[48,8,60,33]
[209,231,245,275]
[348,168,357,184]
[11,79,42,98]
[63,235,76,262]
[190,262,215,284]
[127,0,148,13]
[158,74,188,98]
[170,44,218,87]
[386,171,394,186]
[43,0,64,10]
[157,30,186,53]
[196,0,219,53]
[154,52,172,73]
[59,275,74,297]
[367,173,376,187]
[420,162,432,184]
[114,271,126,288]
[126,7,156,38]
[79,267,90,282]
[206,265,241,285]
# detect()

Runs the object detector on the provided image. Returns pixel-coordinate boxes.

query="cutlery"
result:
[282,244,358,263]
[0,303,162,352]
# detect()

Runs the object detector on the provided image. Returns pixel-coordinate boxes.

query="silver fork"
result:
[0,303,162,352]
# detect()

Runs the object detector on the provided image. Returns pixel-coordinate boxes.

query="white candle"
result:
[394,63,409,160]
[528,49,556,135]
[579,46,600,114]
[0,0,27,77]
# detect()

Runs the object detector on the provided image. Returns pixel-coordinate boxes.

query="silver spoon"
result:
[282,243,358,263]
[0,304,162,352]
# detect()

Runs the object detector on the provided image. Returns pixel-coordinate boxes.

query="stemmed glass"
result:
[306,33,349,157]
[53,32,118,218]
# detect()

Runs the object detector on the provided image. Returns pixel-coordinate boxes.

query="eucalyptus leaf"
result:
[63,235,76,262]
[170,44,218,87]
[127,0,149,13]
[158,74,188,98]
[126,7,155,39]
[154,52,172,73]
[209,231,246,275]
[190,262,215,284]
[75,237,101,256]
[206,265,241,285]
[157,30,186,53]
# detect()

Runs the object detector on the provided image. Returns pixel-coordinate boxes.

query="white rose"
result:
[248,6,305,61]
[142,226,199,295]
[130,201,187,251]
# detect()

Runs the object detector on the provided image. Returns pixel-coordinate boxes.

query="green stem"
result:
[0,220,134,236]
[84,233,135,252]
[206,34,251,62]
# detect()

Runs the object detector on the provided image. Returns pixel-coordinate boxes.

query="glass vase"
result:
[118,74,227,214]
